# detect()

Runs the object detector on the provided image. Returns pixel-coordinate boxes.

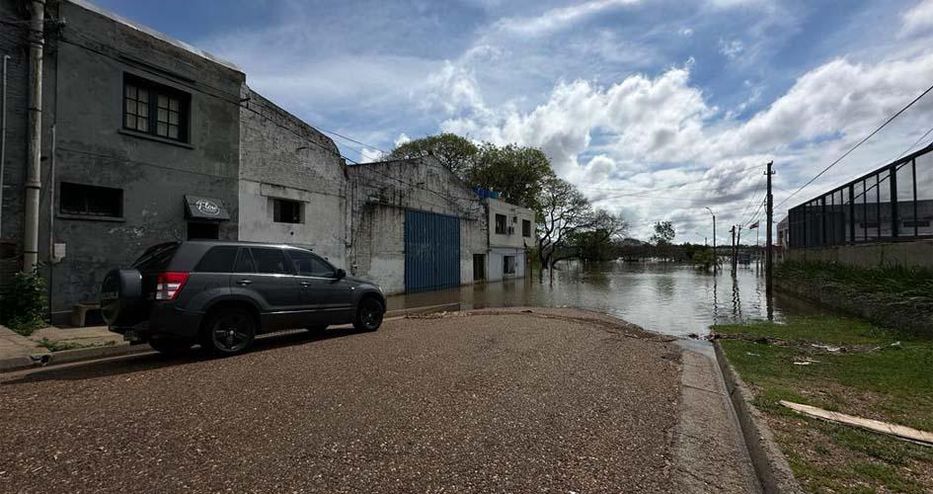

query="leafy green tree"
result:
[571,210,629,262]
[650,221,675,246]
[386,133,479,179]
[469,144,555,212]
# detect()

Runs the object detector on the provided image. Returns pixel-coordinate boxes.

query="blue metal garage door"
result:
[405,210,461,293]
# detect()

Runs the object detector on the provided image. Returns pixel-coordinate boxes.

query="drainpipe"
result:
[23,0,45,272]
[0,54,9,238]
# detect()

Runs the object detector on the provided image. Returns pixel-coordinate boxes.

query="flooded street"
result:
[388,261,827,337]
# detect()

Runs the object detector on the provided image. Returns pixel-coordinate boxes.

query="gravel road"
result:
[0,308,681,493]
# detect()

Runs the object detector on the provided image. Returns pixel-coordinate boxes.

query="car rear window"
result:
[132,242,179,271]
[194,246,238,273]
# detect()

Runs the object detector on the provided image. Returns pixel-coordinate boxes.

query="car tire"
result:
[202,307,256,355]
[353,297,384,332]
[149,338,193,356]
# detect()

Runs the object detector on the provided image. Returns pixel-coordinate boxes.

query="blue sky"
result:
[95,0,933,242]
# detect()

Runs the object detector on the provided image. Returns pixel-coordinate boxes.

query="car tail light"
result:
[155,272,189,301]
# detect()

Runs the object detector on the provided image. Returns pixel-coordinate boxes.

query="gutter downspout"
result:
[23,0,45,272]
[0,54,9,238]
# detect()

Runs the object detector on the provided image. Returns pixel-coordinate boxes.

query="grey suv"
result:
[100,241,386,355]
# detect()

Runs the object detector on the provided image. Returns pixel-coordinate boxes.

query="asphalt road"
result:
[0,309,682,493]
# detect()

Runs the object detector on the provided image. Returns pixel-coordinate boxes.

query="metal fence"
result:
[788,142,933,248]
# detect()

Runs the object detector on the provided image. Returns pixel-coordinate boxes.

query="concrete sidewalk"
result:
[0,324,131,372]
[0,326,50,370]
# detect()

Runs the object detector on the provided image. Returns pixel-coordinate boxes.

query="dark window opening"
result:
[473,254,485,281]
[495,214,507,234]
[187,222,219,240]
[904,220,930,228]
[194,246,238,272]
[522,219,531,237]
[123,74,190,143]
[273,198,303,224]
[503,255,516,274]
[60,182,123,218]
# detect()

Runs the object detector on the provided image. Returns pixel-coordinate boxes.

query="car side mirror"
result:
[335,268,346,279]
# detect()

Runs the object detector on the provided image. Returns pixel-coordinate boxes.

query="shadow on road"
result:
[1,326,367,385]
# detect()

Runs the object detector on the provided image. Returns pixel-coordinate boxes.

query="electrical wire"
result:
[776,80,933,209]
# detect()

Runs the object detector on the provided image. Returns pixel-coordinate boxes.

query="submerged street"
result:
[1,309,697,493]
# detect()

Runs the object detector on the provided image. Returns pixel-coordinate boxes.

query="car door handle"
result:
[236,279,252,286]
[300,281,311,287]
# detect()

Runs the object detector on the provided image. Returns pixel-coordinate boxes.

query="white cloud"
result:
[679,27,694,37]
[359,148,384,163]
[432,52,933,239]
[902,0,933,34]
[718,38,745,59]
[394,133,412,147]
[493,0,641,37]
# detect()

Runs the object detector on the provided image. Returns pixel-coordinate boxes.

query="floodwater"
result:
[387,261,828,337]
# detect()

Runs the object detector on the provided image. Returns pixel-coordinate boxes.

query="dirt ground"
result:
[0,308,683,493]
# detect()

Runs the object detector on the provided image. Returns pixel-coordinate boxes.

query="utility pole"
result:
[765,161,775,299]
[730,225,736,274]
[705,207,716,273]
[23,0,45,272]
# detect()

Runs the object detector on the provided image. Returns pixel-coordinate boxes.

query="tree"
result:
[469,144,555,212]
[386,133,479,179]
[650,221,675,246]
[571,210,629,262]
[536,176,595,270]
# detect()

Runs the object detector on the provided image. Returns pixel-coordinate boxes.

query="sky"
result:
[94,0,933,244]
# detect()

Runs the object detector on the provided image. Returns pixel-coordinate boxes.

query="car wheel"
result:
[149,338,193,356]
[353,297,384,332]
[203,308,256,355]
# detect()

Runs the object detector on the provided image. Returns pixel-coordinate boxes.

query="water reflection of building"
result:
[785,142,933,267]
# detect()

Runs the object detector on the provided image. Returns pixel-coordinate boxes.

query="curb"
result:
[0,342,150,373]
[713,341,803,494]
[386,302,461,318]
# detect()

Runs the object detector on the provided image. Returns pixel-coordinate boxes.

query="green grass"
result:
[777,261,933,298]
[715,314,933,492]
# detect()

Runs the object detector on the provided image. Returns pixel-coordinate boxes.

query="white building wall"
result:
[238,181,347,267]
[484,198,534,282]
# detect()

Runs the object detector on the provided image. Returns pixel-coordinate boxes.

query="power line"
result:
[776,80,933,209]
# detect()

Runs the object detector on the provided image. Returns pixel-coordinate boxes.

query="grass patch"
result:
[715,314,933,492]
[776,261,933,299]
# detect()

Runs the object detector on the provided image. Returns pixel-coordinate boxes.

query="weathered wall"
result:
[486,198,535,250]
[238,88,347,267]
[347,158,486,294]
[785,239,933,269]
[0,1,29,282]
[487,248,526,282]
[6,0,244,319]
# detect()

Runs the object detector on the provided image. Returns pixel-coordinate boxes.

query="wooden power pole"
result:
[765,161,775,295]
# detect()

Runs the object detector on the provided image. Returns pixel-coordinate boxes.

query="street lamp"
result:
[705,207,717,273]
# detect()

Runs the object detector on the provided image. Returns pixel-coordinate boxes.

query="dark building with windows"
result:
[0,0,351,323]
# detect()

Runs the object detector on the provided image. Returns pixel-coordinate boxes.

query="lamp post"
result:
[705,207,717,273]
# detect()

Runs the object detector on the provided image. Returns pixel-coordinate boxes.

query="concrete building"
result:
[346,157,487,295]
[1,0,244,321]
[480,197,534,282]
[238,88,348,266]
[0,0,353,323]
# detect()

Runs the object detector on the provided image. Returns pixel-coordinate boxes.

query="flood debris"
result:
[780,400,933,447]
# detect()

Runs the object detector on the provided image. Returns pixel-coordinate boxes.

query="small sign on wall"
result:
[52,242,66,263]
